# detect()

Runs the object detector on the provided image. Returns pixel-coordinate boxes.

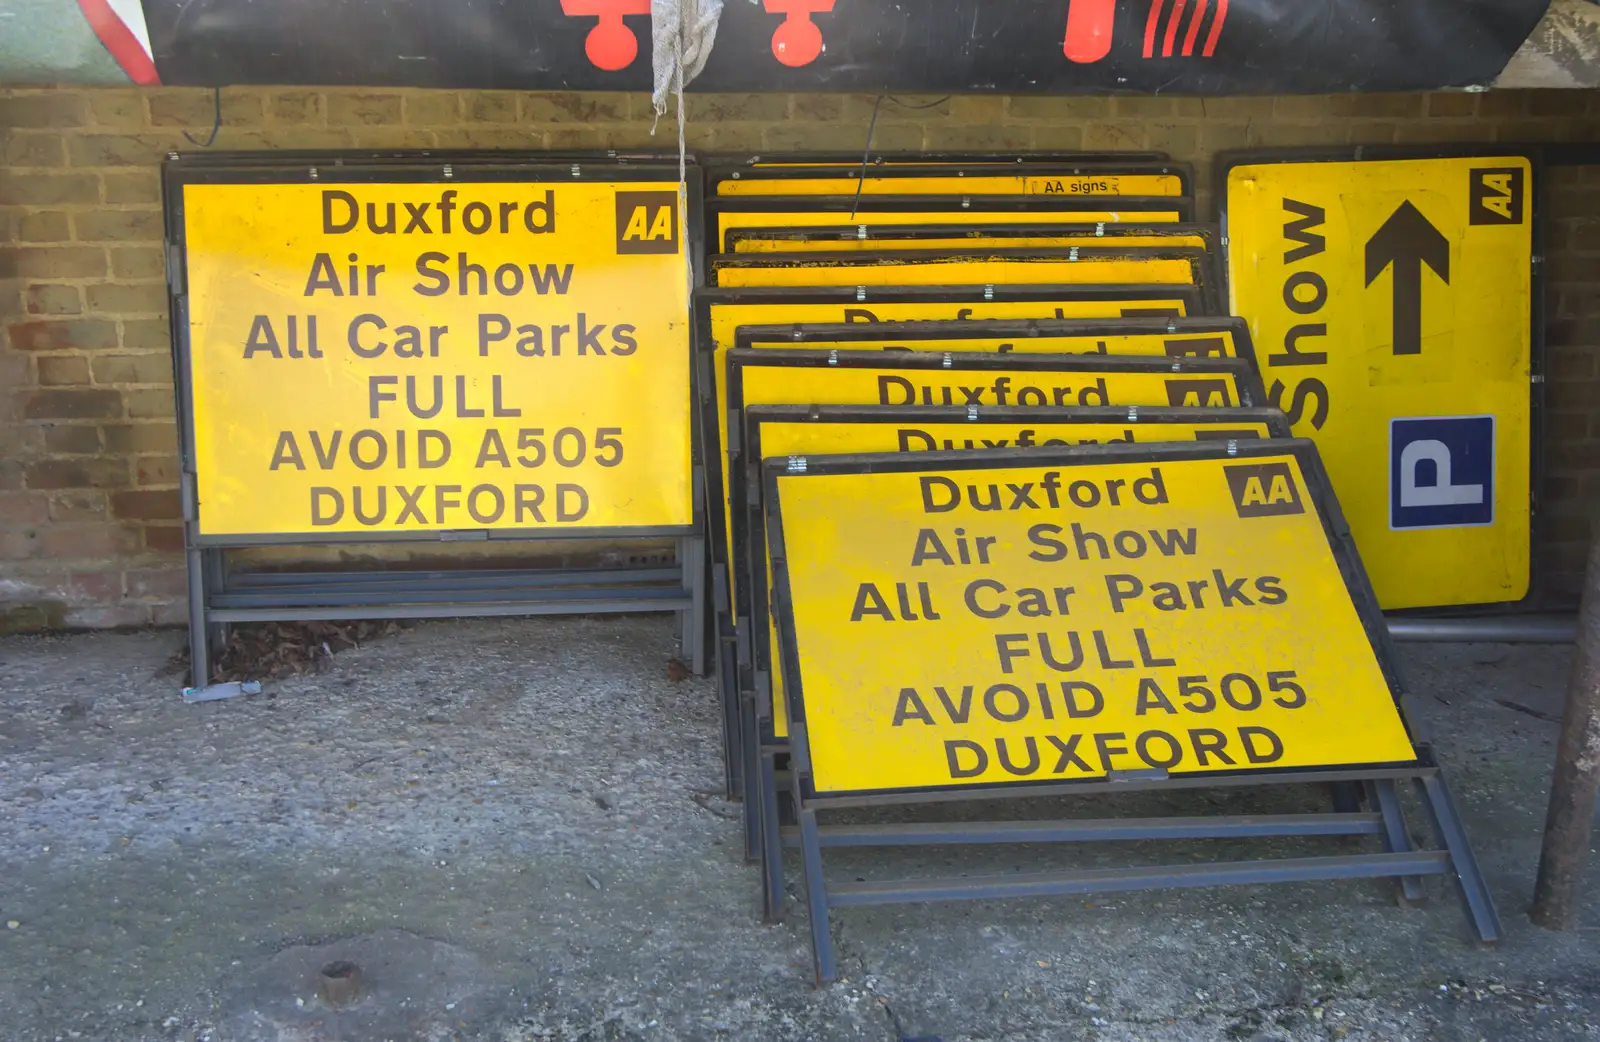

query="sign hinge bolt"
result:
[731,171,741,179]
[787,456,807,473]
[1095,222,1106,237]
[857,226,868,240]
[984,285,994,300]
[856,286,867,301]
[1167,320,1178,333]
[571,164,581,178]
[967,404,979,421]
[942,352,954,369]
[443,164,454,179]
[1532,374,1545,384]
[1227,439,1239,457]
[961,197,971,209]
[827,349,839,366]
[1171,362,1182,372]
[792,328,803,341]
[1128,406,1139,422]
[1069,246,1080,261]
[308,166,319,181]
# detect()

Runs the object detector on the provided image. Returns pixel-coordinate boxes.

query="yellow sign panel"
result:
[713,255,1199,289]
[182,180,693,536]
[714,209,1184,250]
[717,174,1186,197]
[1225,155,1533,608]
[732,233,1210,254]
[749,415,1282,739]
[770,451,1415,793]
[737,329,1246,360]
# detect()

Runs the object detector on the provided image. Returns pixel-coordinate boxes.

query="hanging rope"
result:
[651,0,723,128]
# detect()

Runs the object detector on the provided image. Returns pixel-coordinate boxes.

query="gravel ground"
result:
[1,616,1598,1041]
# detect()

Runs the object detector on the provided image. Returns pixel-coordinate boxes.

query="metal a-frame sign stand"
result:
[763,440,1501,985]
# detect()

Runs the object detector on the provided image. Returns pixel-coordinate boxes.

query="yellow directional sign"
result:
[712,251,1201,290]
[731,232,1210,253]
[714,208,1185,250]
[717,173,1187,197]
[733,320,1251,361]
[1224,154,1533,608]
[180,178,694,537]
[767,447,1416,794]
[746,409,1289,739]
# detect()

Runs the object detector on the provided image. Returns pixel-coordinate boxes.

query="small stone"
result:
[586,874,602,891]
[5,921,18,930]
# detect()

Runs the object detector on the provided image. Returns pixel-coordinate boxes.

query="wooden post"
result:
[1531,533,1600,930]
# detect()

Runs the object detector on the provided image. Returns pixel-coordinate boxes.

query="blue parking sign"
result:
[1389,416,1495,530]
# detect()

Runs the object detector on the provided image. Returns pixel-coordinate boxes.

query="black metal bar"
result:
[740,692,762,865]
[223,566,681,589]
[210,584,687,609]
[795,797,836,986]
[825,851,1453,908]
[1414,774,1504,943]
[186,544,209,689]
[760,749,786,923]
[207,598,692,623]
[808,765,1436,809]
[1370,780,1425,903]
[780,813,1385,849]
[1532,534,1600,930]
[719,635,743,802]
[680,535,709,677]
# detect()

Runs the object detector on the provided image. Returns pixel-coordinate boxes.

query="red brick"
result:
[327,93,403,125]
[36,355,91,386]
[49,491,107,522]
[0,172,102,206]
[135,457,180,485]
[0,492,49,524]
[5,247,107,279]
[102,172,162,205]
[142,524,186,554]
[0,530,42,560]
[0,93,89,127]
[68,569,122,601]
[4,132,66,167]
[111,247,166,280]
[110,488,182,520]
[124,388,176,419]
[465,92,518,123]
[102,422,178,455]
[42,424,103,454]
[149,599,190,626]
[66,134,172,168]
[25,285,82,316]
[7,320,119,352]
[62,604,149,629]
[15,211,71,243]
[74,211,163,244]
[91,353,173,385]
[38,524,139,559]
[23,389,122,420]
[125,568,188,599]
[24,458,127,490]
[120,319,171,351]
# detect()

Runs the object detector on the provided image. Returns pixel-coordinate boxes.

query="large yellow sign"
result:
[714,209,1184,250]
[734,325,1250,361]
[701,293,1199,614]
[716,173,1186,197]
[181,180,692,537]
[769,450,1416,793]
[746,411,1286,739]
[1225,155,1533,608]
[731,232,1210,254]
[712,253,1200,289]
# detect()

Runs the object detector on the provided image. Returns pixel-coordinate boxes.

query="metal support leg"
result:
[1414,773,1503,943]
[185,544,210,690]
[740,693,761,864]
[678,536,708,677]
[793,782,836,986]
[719,636,742,801]
[1330,781,1364,814]
[1370,780,1424,903]
[1532,533,1600,930]
[760,748,785,923]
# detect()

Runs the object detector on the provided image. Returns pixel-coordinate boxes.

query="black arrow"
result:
[1364,201,1450,356]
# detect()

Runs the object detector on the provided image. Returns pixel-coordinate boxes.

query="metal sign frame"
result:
[733,404,1293,901]
[707,246,1219,312]
[693,283,1206,796]
[710,196,1195,248]
[723,221,1218,253]
[710,152,1171,169]
[162,151,709,689]
[762,439,1500,983]
[1215,145,1544,614]
[708,161,1195,199]
[733,315,1258,368]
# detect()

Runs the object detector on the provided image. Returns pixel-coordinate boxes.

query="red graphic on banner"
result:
[764,0,836,67]
[1064,0,1228,64]
[560,0,651,70]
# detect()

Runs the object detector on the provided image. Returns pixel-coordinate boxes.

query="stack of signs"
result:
[692,154,1500,983]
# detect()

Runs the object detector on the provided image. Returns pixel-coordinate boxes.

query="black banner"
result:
[141,0,1550,94]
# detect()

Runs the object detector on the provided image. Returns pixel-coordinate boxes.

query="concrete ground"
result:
[1,616,1598,1042]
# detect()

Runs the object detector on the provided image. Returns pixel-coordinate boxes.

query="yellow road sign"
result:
[711,250,1202,290]
[713,208,1185,250]
[180,179,693,537]
[717,172,1187,197]
[727,223,1212,254]
[744,407,1290,739]
[732,318,1253,362]
[767,445,1416,794]
[1224,153,1534,608]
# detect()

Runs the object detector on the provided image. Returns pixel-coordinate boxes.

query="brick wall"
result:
[2,87,1598,629]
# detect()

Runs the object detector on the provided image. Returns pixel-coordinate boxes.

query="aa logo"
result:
[1469,167,1525,226]
[1224,462,1305,518]
[615,190,679,254]
[1165,378,1233,408]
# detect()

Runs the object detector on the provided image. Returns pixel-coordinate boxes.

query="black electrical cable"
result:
[849,95,953,219]
[183,86,222,148]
